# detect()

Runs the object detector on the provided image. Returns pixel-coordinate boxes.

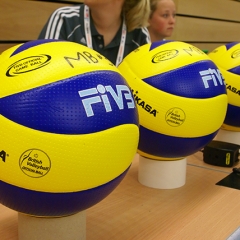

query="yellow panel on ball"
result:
[1,41,117,97]
[121,64,227,137]
[0,115,138,192]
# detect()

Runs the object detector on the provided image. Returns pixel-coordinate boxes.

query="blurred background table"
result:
[0,152,239,240]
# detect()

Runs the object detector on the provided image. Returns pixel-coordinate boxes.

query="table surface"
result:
[0,152,240,240]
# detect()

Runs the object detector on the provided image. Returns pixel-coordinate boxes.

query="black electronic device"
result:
[203,140,240,167]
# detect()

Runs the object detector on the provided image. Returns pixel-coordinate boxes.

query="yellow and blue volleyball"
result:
[208,42,240,131]
[118,40,228,160]
[0,40,139,216]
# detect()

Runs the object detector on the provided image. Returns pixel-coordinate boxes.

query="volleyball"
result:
[118,40,228,160]
[0,40,139,217]
[208,42,240,131]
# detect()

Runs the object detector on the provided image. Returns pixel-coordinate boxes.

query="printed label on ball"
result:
[199,68,224,89]
[226,84,240,96]
[19,149,51,178]
[0,150,7,163]
[165,108,186,127]
[78,84,135,117]
[131,90,157,117]
[64,51,114,67]
[152,50,179,63]
[6,55,51,77]
[151,45,205,64]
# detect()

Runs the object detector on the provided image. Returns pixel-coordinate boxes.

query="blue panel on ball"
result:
[228,66,240,75]
[225,42,239,50]
[143,60,226,98]
[138,126,218,158]
[0,71,138,134]
[224,104,240,127]
[0,166,129,217]
[11,40,65,56]
[150,40,174,51]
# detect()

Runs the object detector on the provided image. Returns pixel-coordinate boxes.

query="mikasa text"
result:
[78,84,135,117]
[199,68,225,88]
[226,84,240,96]
[131,90,157,117]
[0,150,7,163]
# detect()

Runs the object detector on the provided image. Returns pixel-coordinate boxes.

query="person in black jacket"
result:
[38,0,151,66]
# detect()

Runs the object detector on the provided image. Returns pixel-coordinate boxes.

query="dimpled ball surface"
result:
[0,40,139,216]
[118,40,228,160]
[208,42,240,131]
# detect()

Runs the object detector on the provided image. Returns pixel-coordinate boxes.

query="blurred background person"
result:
[148,0,176,42]
[38,0,150,66]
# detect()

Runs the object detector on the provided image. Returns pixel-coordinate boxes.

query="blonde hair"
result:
[123,0,150,32]
[149,0,160,18]
[149,0,175,18]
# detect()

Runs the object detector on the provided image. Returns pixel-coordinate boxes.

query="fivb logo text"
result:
[199,68,225,88]
[78,84,135,117]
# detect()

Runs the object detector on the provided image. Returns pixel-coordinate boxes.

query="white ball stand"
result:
[215,129,240,145]
[138,155,187,189]
[18,211,86,240]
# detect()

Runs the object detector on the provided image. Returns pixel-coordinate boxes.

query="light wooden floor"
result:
[0,152,239,240]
